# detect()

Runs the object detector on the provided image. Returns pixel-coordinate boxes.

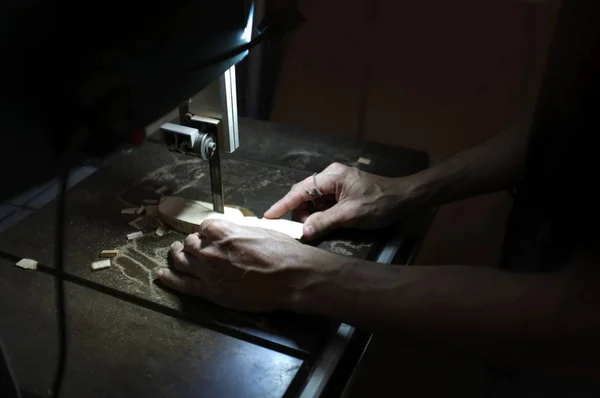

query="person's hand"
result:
[264,163,421,240]
[156,219,329,312]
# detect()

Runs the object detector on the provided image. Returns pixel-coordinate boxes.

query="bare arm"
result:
[265,123,531,239]
[404,122,530,207]
[157,218,599,365]
[290,246,600,364]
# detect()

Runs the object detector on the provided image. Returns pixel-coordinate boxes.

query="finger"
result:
[171,240,184,255]
[198,219,231,241]
[291,192,337,220]
[264,179,312,219]
[264,172,336,219]
[303,202,354,240]
[156,268,209,297]
[170,249,197,275]
[169,240,185,268]
[293,209,312,223]
[170,241,207,278]
[183,233,202,253]
[294,200,312,212]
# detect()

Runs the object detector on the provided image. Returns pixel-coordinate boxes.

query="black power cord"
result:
[51,170,69,398]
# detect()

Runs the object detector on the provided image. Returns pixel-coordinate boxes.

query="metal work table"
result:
[0,118,430,397]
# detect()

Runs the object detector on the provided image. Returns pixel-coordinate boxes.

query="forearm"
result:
[290,252,600,363]
[403,122,530,207]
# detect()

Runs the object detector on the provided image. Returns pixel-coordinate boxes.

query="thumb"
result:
[303,203,352,240]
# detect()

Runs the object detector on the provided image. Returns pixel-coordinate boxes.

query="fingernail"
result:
[170,242,177,250]
[304,225,315,238]
[156,268,165,278]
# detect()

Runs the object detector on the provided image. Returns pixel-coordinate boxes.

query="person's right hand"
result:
[264,163,423,240]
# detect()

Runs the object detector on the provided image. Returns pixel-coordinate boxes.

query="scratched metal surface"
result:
[0,142,340,354]
[233,118,428,179]
[0,259,302,398]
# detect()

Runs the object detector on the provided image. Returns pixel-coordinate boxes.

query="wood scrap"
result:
[127,231,144,240]
[135,206,145,215]
[357,157,372,165]
[121,208,138,215]
[100,250,119,258]
[155,226,166,237]
[236,217,304,239]
[15,258,38,270]
[91,259,111,271]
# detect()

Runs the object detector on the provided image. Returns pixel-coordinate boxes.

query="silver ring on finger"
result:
[303,172,323,205]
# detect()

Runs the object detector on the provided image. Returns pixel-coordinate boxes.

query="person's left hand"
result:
[156,219,311,312]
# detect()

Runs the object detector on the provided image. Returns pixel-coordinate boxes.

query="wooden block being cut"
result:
[236,217,304,240]
[158,196,245,235]
[158,196,304,239]
[100,250,119,258]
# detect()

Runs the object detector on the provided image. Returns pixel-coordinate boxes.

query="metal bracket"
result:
[189,65,240,154]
